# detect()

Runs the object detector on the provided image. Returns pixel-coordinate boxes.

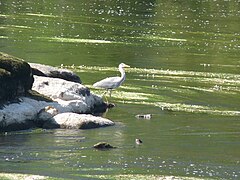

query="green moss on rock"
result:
[26,90,53,102]
[0,52,34,102]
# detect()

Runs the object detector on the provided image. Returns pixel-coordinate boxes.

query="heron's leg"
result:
[109,89,112,97]
[102,90,108,97]
[105,96,109,103]
[104,91,109,103]
[99,89,108,103]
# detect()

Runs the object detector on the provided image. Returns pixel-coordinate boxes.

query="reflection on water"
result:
[0,0,240,179]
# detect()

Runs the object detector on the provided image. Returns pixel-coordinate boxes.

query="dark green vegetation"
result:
[0,0,239,179]
[0,52,33,102]
[26,90,53,102]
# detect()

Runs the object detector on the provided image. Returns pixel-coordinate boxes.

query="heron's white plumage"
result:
[93,63,130,91]
[93,77,122,89]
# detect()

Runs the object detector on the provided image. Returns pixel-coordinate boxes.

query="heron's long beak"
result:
[123,64,130,68]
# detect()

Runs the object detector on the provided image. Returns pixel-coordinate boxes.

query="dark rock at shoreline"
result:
[30,63,81,83]
[0,52,34,102]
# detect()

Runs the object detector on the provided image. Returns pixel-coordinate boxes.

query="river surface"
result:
[0,0,240,179]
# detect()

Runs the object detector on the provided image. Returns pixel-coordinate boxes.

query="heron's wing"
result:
[93,76,121,89]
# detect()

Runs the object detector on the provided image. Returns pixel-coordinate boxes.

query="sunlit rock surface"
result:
[30,63,81,83]
[32,75,105,113]
[0,97,53,132]
[0,76,108,132]
[0,53,108,132]
[43,113,114,129]
[0,95,109,132]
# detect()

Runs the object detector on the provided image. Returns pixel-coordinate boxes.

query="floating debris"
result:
[93,142,116,149]
[107,103,115,109]
[41,37,120,44]
[135,114,152,119]
[135,138,143,145]
[200,63,211,67]
[212,84,223,91]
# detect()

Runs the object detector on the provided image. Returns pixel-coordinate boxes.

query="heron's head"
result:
[119,63,130,69]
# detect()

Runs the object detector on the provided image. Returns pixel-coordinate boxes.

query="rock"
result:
[0,96,109,132]
[30,63,81,83]
[0,52,34,101]
[0,97,56,132]
[32,75,89,99]
[32,75,106,113]
[0,52,109,132]
[44,113,114,129]
[93,142,116,149]
[36,106,58,127]
[0,75,108,132]
[37,106,58,120]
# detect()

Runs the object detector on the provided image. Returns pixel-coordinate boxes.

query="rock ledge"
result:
[0,52,111,132]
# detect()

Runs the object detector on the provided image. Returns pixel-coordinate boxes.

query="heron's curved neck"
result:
[119,66,126,81]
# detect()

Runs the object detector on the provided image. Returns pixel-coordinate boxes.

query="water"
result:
[0,0,240,179]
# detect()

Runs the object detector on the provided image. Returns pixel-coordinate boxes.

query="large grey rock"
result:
[32,75,89,99]
[30,63,81,83]
[0,97,49,132]
[44,113,114,129]
[32,76,105,113]
[0,96,109,132]
[0,74,108,132]
[0,54,108,132]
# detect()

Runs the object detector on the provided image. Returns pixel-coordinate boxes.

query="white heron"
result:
[93,63,130,97]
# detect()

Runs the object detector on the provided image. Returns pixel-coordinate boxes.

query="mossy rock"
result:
[0,52,34,102]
